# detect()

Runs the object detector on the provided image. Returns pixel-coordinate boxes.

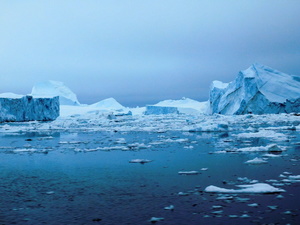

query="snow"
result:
[204,183,285,194]
[0,95,59,122]
[31,80,80,105]
[209,64,300,115]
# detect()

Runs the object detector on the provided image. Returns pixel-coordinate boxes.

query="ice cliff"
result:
[31,80,80,105]
[0,94,59,122]
[209,63,300,115]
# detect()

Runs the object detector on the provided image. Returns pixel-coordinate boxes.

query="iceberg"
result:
[209,63,300,114]
[144,105,179,115]
[154,97,209,114]
[0,94,59,122]
[90,97,125,110]
[31,80,80,105]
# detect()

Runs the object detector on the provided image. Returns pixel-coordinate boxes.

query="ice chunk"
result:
[144,105,179,115]
[245,157,268,165]
[164,205,174,210]
[129,159,152,164]
[209,64,300,115]
[204,183,285,193]
[178,171,199,175]
[149,217,164,223]
[31,80,80,105]
[0,95,59,122]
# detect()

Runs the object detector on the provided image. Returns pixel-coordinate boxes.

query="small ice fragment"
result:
[245,157,268,165]
[46,191,55,195]
[288,175,300,180]
[248,203,258,207]
[268,205,278,210]
[201,168,208,171]
[240,214,250,218]
[178,192,189,196]
[283,172,292,175]
[212,205,223,209]
[276,194,284,199]
[228,215,238,218]
[129,159,152,164]
[178,171,199,175]
[212,210,223,214]
[164,205,174,211]
[149,217,164,223]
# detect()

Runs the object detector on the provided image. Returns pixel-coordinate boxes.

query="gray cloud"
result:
[0,1,300,106]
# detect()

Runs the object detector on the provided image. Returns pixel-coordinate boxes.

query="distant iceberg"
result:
[0,94,59,122]
[31,80,80,106]
[209,63,300,115]
[154,97,208,114]
[144,105,179,115]
[90,98,125,110]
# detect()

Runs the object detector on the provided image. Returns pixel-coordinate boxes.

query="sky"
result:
[0,1,300,107]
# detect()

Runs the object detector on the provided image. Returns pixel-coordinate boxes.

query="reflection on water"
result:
[0,130,299,224]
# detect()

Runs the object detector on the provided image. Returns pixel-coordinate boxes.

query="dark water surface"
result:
[0,130,299,224]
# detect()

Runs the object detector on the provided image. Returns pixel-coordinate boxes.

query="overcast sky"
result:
[0,1,299,106]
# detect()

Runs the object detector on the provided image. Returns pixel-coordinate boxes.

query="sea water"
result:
[0,130,299,224]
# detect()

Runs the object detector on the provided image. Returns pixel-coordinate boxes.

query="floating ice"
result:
[129,159,152,164]
[204,183,285,194]
[149,217,164,223]
[164,205,174,211]
[245,157,268,165]
[178,171,199,175]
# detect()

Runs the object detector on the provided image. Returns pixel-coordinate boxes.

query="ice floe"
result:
[204,183,285,194]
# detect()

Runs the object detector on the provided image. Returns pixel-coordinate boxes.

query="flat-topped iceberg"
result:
[31,80,80,106]
[209,64,300,115]
[0,94,59,122]
[144,105,179,115]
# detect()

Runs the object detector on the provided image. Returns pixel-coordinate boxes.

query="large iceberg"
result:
[31,80,80,105]
[209,63,300,115]
[0,93,59,122]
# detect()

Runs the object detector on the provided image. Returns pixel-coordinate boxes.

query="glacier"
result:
[0,94,59,122]
[209,63,300,115]
[31,80,80,106]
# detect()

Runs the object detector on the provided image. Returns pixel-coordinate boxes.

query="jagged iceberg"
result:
[0,94,59,122]
[209,63,300,115]
[31,80,80,105]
